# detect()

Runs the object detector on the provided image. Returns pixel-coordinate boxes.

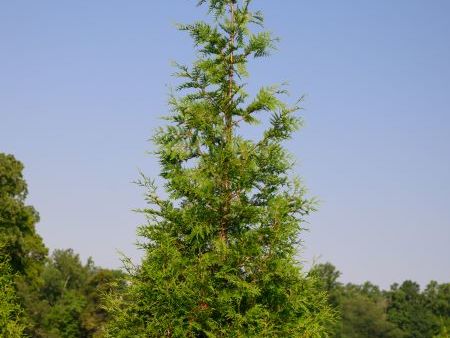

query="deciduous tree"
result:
[0,153,47,277]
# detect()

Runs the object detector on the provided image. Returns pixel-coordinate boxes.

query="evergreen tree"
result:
[106,0,335,336]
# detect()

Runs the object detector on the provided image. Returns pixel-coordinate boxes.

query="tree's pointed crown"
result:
[106,1,335,336]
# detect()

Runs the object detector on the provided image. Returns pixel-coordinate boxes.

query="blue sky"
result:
[1,0,449,288]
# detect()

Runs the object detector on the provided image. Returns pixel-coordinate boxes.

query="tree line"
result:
[1,152,449,337]
[310,263,449,338]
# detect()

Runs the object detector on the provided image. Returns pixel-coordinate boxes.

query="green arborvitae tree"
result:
[106,0,335,336]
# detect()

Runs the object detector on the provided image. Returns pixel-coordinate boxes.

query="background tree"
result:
[311,263,404,338]
[26,249,125,338]
[1,153,125,337]
[424,281,450,337]
[106,0,335,336]
[386,281,437,338]
[0,152,48,334]
[309,262,342,308]
[0,254,26,337]
[0,153,48,276]
[338,283,404,338]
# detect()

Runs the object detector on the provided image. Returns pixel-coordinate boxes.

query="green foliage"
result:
[0,153,48,278]
[1,153,127,337]
[0,152,447,338]
[0,256,26,338]
[433,320,449,338]
[1,152,48,335]
[386,281,437,338]
[41,289,87,338]
[2,2,448,336]
[312,263,450,338]
[311,263,404,338]
[309,262,342,308]
[425,281,450,337]
[338,283,404,338]
[24,249,125,338]
[106,0,335,336]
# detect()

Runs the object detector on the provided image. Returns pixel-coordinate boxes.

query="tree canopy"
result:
[0,153,47,278]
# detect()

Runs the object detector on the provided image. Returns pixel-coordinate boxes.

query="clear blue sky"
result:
[1,1,449,288]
